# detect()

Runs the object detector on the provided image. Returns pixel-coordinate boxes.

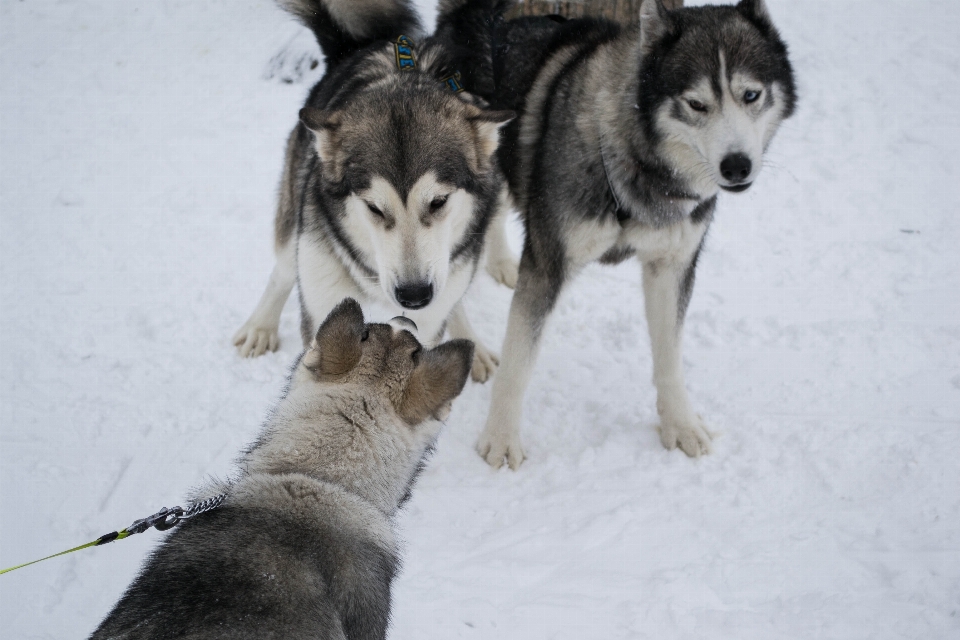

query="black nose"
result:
[395,282,433,310]
[720,153,752,183]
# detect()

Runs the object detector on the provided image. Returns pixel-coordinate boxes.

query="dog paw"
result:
[486,255,518,289]
[232,323,279,358]
[476,427,525,470]
[470,344,499,383]
[657,413,715,457]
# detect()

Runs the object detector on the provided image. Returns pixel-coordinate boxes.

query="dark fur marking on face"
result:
[670,97,699,126]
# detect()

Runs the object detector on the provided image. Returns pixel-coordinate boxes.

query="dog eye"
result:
[366,202,384,218]
[686,99,708,113]
[744,90,761,104]
[429,195,448,213]
[361,328,369,342]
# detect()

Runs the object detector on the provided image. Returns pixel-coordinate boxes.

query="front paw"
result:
[486,255,519,289]
[476,426,525,470]
[232,323,279,358]
[657,413,714,457]
[470,344,499,383]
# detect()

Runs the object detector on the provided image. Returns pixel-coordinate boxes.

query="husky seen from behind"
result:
[91,299,474,639]
[234,0,516,382]
[469,0,796,468]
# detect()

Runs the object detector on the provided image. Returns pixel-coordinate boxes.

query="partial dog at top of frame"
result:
[461,0,796,468]
[233,0,518,384]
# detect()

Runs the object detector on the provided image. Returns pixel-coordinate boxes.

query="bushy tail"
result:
[277,0,423,67]
[433,0,515,98]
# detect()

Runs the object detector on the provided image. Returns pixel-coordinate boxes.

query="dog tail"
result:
[277,0,423,67]
[433,1,515,98]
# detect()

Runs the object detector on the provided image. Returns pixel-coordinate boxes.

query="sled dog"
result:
[91,299,474,639]
[467,0,796,467]
[234,0,516,383]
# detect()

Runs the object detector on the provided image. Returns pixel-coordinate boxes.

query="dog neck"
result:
[241,387,420,516]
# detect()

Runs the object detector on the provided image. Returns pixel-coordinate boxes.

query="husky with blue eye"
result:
[92,299,474,639]
[458,0,796,468]
[234,0,517,383]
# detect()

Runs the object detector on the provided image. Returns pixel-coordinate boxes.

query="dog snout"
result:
[394,282,433,310]
[720,153,752,183]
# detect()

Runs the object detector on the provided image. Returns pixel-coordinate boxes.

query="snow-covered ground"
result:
[2,0,958,637]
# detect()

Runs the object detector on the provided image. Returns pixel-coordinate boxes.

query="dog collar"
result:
[394,35,416,70]
[393,35,464,93]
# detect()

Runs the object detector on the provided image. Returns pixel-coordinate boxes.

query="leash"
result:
[0,493,227,576]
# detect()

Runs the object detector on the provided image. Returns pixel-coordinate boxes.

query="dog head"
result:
[296,298,474,424]
[637,0,796,197]
[255,298,473,510]
[301,80,512,312]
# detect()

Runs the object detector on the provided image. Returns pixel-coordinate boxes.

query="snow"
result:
[1,0,958,637]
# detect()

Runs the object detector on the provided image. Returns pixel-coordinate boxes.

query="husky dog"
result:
[90,299,474,639]
[233,0,516,383]
[462,0,796,468]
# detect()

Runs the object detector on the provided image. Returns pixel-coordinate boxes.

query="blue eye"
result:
[744,90,761,103]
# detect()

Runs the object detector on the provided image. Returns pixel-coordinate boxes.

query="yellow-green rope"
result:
[0,529,131,575]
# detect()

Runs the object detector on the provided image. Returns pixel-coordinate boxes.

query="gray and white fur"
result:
[234,0,517,384]
[463,0,796,467]
[90,298,474,639]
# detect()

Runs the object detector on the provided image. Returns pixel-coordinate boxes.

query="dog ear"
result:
[467,108,514,163]
[737,0,771,24]
[398,339,474,424]
[302,298,366,378]
[639,0,669,53]
[299,108,341,163]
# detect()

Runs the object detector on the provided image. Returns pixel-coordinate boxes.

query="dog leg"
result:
[233,239,296,357]
[641,252,713,457]
[477,249,563,469]
[484,188,519,289]
[447,302,498,383]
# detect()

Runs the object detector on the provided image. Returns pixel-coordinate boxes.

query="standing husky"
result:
[465,0,796,468]
[91,299,474,639]
[234,0,516,383]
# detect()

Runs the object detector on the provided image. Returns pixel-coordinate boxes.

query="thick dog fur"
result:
[90,299,474,639]
[234,0,517,383]
[461,0,796,468]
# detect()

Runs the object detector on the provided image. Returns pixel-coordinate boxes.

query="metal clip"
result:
[125,506,184,535]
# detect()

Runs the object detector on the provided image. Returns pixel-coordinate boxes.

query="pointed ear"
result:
[398,339,474,425]
[639,0,669,53]
[299,107,341,163]
[467,108,514,164]
[737,0,771,24]
[302,298,365,378]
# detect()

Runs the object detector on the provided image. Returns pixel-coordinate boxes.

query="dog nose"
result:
[720,153,752,183]
[394,282,433,310]
[390,316,417,336]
